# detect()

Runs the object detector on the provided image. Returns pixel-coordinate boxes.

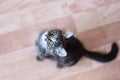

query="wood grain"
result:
[0,0,120,80]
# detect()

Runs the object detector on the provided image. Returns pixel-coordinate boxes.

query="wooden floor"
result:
[0,0,120,80]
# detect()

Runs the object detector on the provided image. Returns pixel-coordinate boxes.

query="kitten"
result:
[35,29,119,68]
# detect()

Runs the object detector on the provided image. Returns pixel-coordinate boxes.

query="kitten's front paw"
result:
[36,55,44,61]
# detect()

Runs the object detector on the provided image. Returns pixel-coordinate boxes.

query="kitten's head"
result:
[41,29,73,57]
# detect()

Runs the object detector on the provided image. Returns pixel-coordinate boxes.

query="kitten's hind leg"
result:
[56,58,65,68]
[56,62,64,68]
[56,60,77,68]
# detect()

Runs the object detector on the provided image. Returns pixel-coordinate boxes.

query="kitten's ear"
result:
[64,31,73,38]
[56,47,67,57]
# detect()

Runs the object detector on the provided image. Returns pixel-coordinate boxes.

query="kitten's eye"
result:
[56,37,59,40]
[55,42,57,44]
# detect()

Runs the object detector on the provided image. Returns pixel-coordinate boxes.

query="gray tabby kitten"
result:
[35,29,74,67]
[35,29,118,68]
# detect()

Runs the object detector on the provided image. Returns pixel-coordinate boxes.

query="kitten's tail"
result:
[84,43,119,62]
